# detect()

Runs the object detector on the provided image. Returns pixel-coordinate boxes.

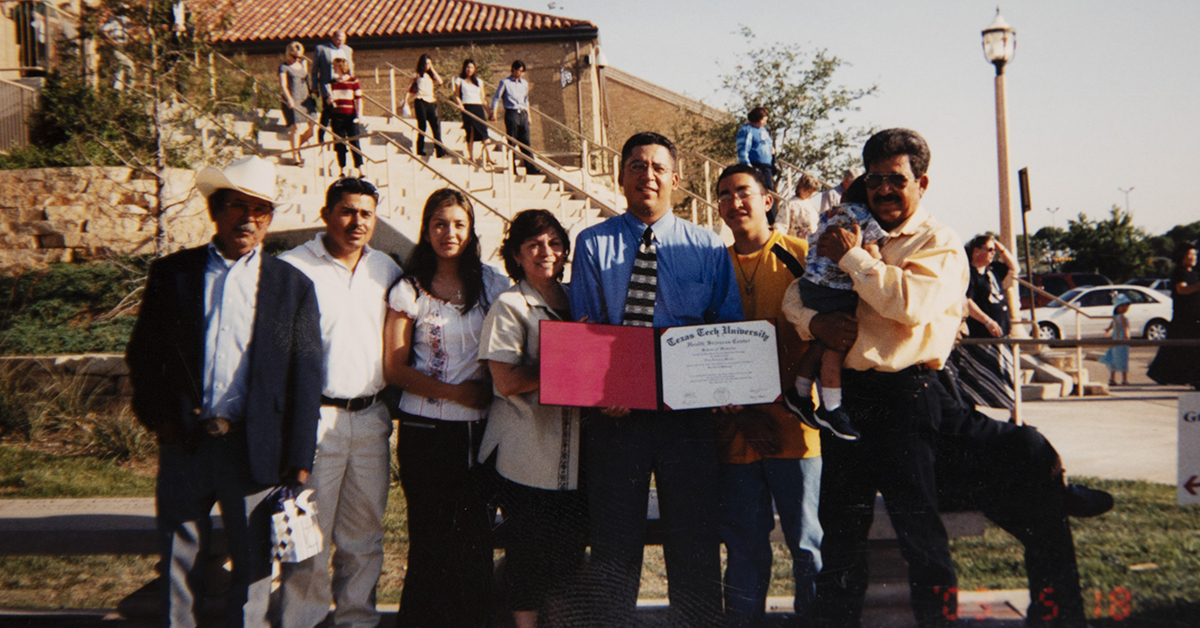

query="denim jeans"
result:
[719,456,823,628]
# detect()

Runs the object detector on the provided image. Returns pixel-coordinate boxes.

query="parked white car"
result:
[1032,285,1172,340]
[1128,277,1172,296]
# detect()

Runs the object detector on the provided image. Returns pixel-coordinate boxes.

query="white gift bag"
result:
[269,486,324,563]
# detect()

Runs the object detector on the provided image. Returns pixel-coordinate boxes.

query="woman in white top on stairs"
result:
[453,58,495,169]
[408,54,446,158]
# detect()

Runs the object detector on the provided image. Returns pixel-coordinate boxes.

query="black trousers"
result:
[330,112,362,169]
[571,410,722,628]
[503,108,537,173]
[318,96,331,142]
[934,370,1086,626]
[414,99,445,157]
[815,367,958,628]
[395,414,493,628]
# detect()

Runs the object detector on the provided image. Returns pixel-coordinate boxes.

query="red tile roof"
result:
[201,0,596,43]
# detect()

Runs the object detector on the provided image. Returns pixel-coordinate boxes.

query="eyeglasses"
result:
[717,189,762,208]
[226,198,274,218]
[863,173,912,190]
[625,160,672,177]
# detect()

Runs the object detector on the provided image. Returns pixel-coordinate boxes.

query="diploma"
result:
[658,320,781,410]
[539,320,781,410]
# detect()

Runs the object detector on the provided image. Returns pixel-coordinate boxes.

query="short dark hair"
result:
[324,177,379,212]
[620,132,677,169]
[501,209,571,282]
[965,234,996,256]
[862,128,931,178]
[511,60,526,72]
[841,175,868,204]
[716,163,768,193]
[748,106,768,124]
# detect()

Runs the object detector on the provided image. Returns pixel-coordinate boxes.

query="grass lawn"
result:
[3,444,1200,626]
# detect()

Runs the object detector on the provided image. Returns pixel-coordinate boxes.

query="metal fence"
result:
[0,79,38,153]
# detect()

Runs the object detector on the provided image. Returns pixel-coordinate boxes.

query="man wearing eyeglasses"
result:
[126,157,323,628]
[782,128,970,627]
[569,132,742,627]
[277,178,402,628]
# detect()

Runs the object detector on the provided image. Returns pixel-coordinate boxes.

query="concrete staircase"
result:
[245,111,616,265]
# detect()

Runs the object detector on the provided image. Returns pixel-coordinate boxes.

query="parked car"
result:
[1019,272,1112,309]
[1032,284,1171,340]
[1127,277,1172,295]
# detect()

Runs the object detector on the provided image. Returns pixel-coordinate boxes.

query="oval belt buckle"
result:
[205,418,230,436]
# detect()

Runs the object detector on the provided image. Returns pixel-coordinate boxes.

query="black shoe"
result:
[1065,484,1114,517]
[815,406,860,441]
[782,387,821,431]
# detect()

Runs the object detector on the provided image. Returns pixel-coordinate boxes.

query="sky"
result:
[503,0,1199,244]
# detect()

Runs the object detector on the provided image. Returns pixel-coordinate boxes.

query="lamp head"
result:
[982,9,1017,73]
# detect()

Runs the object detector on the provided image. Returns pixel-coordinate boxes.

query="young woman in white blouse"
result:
[453,58,494,169]
[383,187,509,628]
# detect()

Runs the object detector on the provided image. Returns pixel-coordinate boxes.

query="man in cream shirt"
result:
[782,128,968,628]
[278,177,402,628]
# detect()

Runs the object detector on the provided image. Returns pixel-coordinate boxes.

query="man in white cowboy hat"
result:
[126,156,324,628]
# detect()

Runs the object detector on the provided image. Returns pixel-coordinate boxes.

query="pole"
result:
[994,64,1021,334]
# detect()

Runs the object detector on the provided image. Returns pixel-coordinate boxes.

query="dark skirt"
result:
[497,477,587,611]
[462,103,490,142]
[1147,318,1200,388]
[949,342,1016,410]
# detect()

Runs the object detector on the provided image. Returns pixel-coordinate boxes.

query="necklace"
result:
[736,248,766,297]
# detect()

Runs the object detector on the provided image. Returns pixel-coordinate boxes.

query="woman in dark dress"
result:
[1147,242,1200,389]
[952,234,1020,417]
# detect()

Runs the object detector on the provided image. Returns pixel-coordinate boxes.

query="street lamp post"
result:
[982,9,1018,257]
[1119,186,1135,214]
[982,10,1024,422]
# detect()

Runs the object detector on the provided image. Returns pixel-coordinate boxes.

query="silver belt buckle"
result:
[204,417,231,436]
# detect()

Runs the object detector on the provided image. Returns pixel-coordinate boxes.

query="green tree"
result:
[1147,221,1200,271]
[695,28,878,182]
[1061,206,1152,282]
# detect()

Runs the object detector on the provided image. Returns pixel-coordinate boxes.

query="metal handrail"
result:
[359,88,623,219]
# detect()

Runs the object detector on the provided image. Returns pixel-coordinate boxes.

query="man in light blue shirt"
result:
[569,132,741,628]
[736,106,776,197]
[489,60,538,174]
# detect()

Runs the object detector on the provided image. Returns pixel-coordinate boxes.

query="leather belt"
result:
[200,417,244,437]
[321,393,379,412]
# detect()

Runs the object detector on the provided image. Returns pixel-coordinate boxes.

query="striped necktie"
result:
[623,226,657,327]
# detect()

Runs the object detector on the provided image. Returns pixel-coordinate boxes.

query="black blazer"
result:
[126,246,324,486]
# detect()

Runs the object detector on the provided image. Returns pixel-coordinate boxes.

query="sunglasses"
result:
[863,173,912,190]
[330,177,378,194]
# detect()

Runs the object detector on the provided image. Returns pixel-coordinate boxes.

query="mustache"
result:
[233,222,257,235]
[873,193,903,204]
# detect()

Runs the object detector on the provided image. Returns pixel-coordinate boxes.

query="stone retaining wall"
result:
[0,167,213,273]
[0,354,130,398]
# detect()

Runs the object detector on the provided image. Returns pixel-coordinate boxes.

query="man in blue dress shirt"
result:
[489,60,538,175]
[570,132,742,627]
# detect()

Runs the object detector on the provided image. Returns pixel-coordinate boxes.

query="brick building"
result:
[201,0,726,155]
